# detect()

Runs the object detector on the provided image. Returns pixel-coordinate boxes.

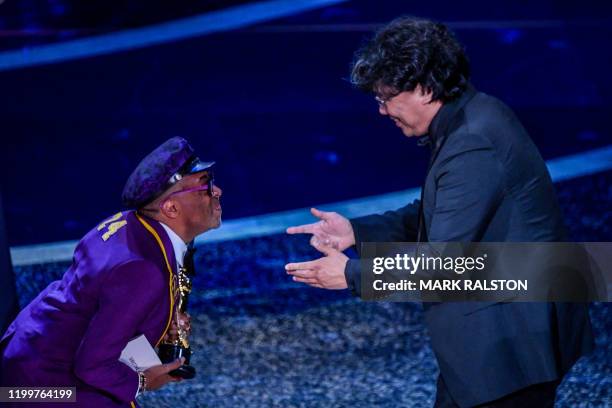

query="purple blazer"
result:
[0,211,178,407]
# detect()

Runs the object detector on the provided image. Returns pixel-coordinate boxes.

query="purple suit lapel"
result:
[131,212,178,348]
[132,212,178,277]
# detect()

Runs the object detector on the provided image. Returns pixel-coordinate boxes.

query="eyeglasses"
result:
[157,176,216,209]
[375,94,397,107]
[140,174,217,214]
[374,89,402,108]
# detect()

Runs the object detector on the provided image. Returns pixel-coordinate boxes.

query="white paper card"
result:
[119,334,162,372]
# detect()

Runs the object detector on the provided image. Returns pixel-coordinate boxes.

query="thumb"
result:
[311,207,330,221]
[163,357,185,374]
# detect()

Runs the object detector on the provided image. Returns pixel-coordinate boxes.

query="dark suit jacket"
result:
[345,85,594,407]
[1,211,178,407]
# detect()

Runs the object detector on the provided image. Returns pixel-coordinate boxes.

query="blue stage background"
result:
[1,0,611,245]
[2,1,611,406]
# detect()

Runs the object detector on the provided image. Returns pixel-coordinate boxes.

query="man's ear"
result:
[417,84,434,104]
[160,199,179,219]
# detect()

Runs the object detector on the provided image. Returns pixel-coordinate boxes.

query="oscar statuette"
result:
[158,247,197,379]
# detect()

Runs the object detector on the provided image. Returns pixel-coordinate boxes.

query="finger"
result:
[311,207,332,221]
[285,260,317,271]
[292,276,319,284]
[286,222,317,235]
[161,374,182,384]
[309,283,324,289]
[288,269,316,279]
[163,357,185,374]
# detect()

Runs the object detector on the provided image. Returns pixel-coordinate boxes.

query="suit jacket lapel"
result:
[134,212,178,277]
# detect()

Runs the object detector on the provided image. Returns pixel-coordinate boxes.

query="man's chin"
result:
[403,128,428,138]
[210,210,222,227]
[197,218,222,235]
[399,126,416,138]
[211,217,222,230]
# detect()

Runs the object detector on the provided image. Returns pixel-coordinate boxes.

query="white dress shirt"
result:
[159,222,188,271]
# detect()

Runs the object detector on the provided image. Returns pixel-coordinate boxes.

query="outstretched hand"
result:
[286,208,355,252]
[285,239,349,290]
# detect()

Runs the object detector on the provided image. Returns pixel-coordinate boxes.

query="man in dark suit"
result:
[285,17,593,407]
[0,137,222,407]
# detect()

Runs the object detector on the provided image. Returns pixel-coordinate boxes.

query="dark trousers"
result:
[434,375,560,408]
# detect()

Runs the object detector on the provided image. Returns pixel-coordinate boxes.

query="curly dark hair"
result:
[350,17,470,102]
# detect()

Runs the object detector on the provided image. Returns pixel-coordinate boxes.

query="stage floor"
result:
[13,170,612,407]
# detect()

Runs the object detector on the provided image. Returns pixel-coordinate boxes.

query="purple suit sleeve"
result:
[73,259,166,403]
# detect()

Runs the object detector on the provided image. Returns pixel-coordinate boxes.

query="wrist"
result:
[137,371,147,395]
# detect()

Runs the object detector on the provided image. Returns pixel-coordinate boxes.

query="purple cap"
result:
[121,137,215,208]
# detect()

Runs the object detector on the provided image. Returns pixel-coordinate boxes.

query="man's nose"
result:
[212,185,222,197]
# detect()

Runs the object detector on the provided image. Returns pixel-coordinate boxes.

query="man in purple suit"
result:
[0,137,222,407]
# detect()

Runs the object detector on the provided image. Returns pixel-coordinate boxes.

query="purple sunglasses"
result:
[158,176,216,209]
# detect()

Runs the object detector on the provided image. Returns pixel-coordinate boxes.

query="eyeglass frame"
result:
[138,173,216,214]
[374,92,400,107]
[160,174,216,206]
